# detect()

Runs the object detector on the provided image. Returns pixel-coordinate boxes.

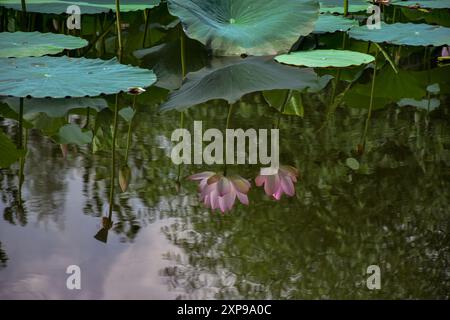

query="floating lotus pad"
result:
[160,56,332,111]
[0,56,157,98]
[392,0,450,9]
[314,14,359,34]
[275,50,375,68]
[0,32,88,58]
[0,0,161,14]
[167,0,319,56]
[349,23,450,46]
[320,0,369,14]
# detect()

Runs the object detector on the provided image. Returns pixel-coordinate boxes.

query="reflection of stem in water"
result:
[125,95,137,163]
[142,9,151,47]
[18,98,23,149]
[115,0,123,56]
[176,28,188,183]
[109,94,120,219]
[18,129,27,207]
[361,50,379,151]
[21,0,27,30]
[223,103,236,176]
[176,112,185,183]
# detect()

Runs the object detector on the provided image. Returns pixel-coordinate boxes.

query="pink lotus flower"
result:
[442,46,449,57]
[255,165,299,200]
[188,172,250,213]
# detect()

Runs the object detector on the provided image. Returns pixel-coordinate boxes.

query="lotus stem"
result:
[180,26,187,79]
[344,0,349,16]
[115,0,123,56]
[108,94,120,219]
[361,50,380,151]
[176,112,185,183]
[142,9,150,47]
[83,19,115,56]
[18,129,27,207]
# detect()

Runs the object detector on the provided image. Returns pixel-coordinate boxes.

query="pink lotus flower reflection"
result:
[188,172,250,213]
[255,165,299,200]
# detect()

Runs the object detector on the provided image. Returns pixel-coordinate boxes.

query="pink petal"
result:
[273,186,283,200]
[230,175,250,194]
[236,191,249,205]
[217,177,232,197]
[280,175,295,197]
[188,171,215,181]
[255,175,266,187]
[264,174,280,196]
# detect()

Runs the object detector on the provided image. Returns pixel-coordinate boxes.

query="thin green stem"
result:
[142,9,150,47]
[176,112,185,182]
[361,51,379,151]
[180,26,187,78]
[344,0,349,16]
[115,0,123,56]
[108,94,120,219]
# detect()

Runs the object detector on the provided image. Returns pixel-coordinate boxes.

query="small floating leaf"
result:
[275,50,375,68]
[346,157,360,171]
[314,14,359,34]
[0,32,88,58]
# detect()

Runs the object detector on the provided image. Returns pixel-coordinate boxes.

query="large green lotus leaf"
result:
[167,0,319,56]
[349,23,450,46]
[1,97,108,117]
[0,131,25,168]
[314,14,359,33]
[320,0,369,14]
[275,50,375,68]
[0,56,157,98]
[392,0,450,9]
[0,32,88,58]
[0,0,161,14]
[160,56,331,111]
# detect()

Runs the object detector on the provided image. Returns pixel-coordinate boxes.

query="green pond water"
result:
[0,4,450,299]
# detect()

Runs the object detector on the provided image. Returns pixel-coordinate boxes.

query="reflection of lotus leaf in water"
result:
[160,56,333,111]
[313,14,359,34]
[134,39,208,91]
[349,23,450,46]
[0,56,157,98]
[167,0,319,56]
[319,0,369,14]
[392,0,450,9]
[275,50,375,68]
[0,32,88,58]
[0,97,108,118]
[0,131,25,168]
[0,0,161,14]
